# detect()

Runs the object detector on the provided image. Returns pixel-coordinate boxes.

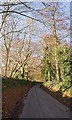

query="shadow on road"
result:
[41,85,72,111]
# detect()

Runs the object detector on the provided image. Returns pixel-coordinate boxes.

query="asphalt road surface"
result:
[20,85,71,118]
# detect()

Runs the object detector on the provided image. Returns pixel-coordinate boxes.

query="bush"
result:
[43,81,53,88]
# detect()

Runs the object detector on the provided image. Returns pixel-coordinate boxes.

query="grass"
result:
[2,77,30,91]
[2,77,42,91]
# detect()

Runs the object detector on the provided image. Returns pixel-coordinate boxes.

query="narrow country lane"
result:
[20,85,71,118]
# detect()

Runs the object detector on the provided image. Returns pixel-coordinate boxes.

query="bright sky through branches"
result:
[0,0,70,43]
[0,0,71,2]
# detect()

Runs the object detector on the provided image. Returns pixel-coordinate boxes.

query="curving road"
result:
[20,85,71,118]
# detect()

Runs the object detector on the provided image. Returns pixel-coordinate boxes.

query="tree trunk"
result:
[55,54,60,82]
[26,72,28,80]
[5,50,9,77]
[21,67,25,78]
[52,14,60,82]
[10,63,18,77]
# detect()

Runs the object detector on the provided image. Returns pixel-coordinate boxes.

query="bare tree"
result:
[0,0,44,33]
[39,2,70,82]
[1,16,15,77]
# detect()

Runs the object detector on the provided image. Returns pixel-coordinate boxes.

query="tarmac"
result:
[20,85,71,118]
